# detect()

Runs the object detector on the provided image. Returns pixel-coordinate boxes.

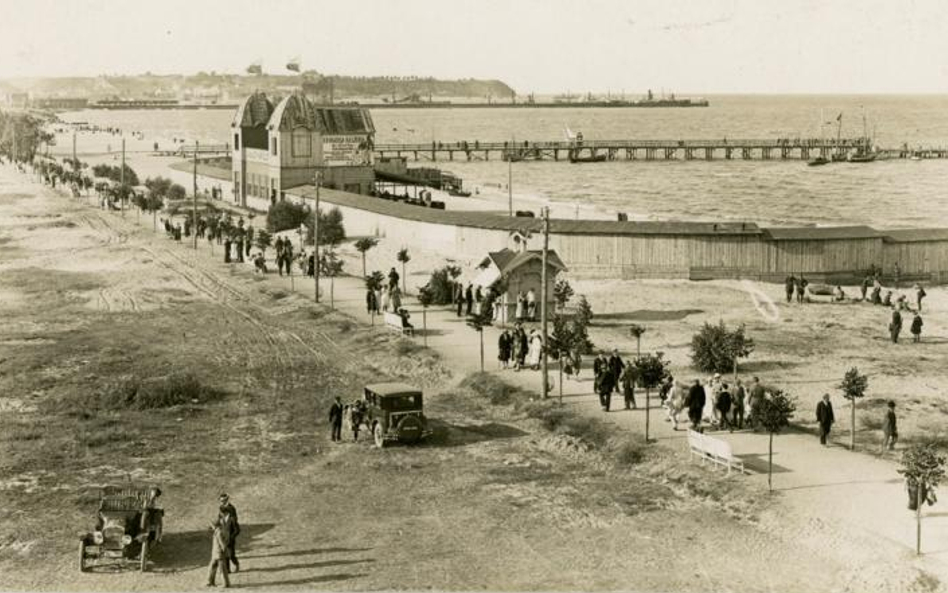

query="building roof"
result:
[549,220,761,236]
[268,93,318,131]
[265,93,375,134]
[882,228,948,243]
[480,248,567,275]
[364,382,422,397]
[233,92,274,128]
[762,226,881,241]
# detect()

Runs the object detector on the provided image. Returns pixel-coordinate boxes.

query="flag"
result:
[286,57,300,73]
[246,62,262,75]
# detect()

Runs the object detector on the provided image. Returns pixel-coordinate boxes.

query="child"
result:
[911,312,923,343]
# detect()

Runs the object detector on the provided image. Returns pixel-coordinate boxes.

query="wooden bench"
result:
[384,311,413,336]
[687,430,746,475]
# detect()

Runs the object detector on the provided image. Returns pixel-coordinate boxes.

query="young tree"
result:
[691,321,755,374]
[629,324,647,356]
[254,229,273,256]
[396,247,411,294]
[756,389,797,492]
[838,367,869,451]
[320,248,345,309]
[899,443,946,555]
[417,285,433,347]
[632,352,671,443]
[553,278,574,310]
[466,293,495,372]
[354,237,378,278]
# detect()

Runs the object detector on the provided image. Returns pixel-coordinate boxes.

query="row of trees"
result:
[0,110,53,162]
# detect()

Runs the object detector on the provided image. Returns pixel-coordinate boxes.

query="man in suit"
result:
[608,349,625,395]
[329,396,344,442]
[816,393,835,446]
[889,308,903,343]
[687,379,706,433]
[596,362,616,412]
[218,493,241,573]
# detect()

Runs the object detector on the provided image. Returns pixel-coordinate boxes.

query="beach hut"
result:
[473,248,567,325]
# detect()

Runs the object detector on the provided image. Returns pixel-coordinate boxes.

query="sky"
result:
[2,0,948,94]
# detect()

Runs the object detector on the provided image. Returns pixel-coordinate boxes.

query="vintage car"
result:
[363,382,431,448]
[79,485,163,572]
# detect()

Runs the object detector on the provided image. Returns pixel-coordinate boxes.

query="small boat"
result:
[848,152,877,163]
[568,153,607,163]
[807,156,830,167]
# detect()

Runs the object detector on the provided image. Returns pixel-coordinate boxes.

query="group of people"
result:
[497,324,544,371]
[365,268,405,314]
[328,396,367,442]
[207,493,241,588]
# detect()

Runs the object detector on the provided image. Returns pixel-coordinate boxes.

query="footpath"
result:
[75,181,948,587]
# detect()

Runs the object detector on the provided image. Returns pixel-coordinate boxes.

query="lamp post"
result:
[541,207,550,399]
[313,170,321,303]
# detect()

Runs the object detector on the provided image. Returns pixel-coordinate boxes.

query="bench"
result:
[687,430,745,475]
[384,311,413,336]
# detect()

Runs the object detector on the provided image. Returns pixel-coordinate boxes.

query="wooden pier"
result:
[372,137,924,163]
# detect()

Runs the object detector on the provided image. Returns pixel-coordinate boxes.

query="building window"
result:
[291,130,311,158]
[234,134,239,150]
[271,137,277,156]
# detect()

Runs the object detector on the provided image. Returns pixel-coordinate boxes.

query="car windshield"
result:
[382,394,421,410]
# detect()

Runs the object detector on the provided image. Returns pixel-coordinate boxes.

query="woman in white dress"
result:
[380,286,390,312]
[528,330,543,370]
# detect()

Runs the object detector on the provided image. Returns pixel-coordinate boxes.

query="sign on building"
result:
[322,135,372,166]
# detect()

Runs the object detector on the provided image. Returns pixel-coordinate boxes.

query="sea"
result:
[60,94,948,229]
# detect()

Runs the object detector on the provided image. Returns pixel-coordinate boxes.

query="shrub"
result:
[268,200,309,233]
[304,207,346,245]
[168,183,186,201]
[553,278,574,309]
[93,373,220,410]
[423,265,462,305]
[690,320,755,374]
[458,372,528,405]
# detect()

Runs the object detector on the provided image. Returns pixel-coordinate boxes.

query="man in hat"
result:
[217,493,241,573]
[816,393,835,446]
[889,307,903,343]
[329,396,344,442]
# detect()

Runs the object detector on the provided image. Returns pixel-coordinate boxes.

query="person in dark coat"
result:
[915,284,927,311]
[889,308,903,343]
[245,225,254,256]
[816,393,835,445]
[796,275,808,303]
[597,363,615,412]
[498,330,512,369]
[365,288,377,314]
[217,493,241,573]
[223,234,232,263]
[517,326,528,369]
[465,284,474,316]
[881,400,898,454]
[593,351,608,386]
[328,396,344,442]
[911,312,923,342]
[608,349,624,395]
[455,283,464,317]
[620,365,637,410]
[716,384,732,432]
[861,275,872,301]
[732,379,746,430]
[687,379,706,432]
[388,267,400,291]
[785,275,796,303]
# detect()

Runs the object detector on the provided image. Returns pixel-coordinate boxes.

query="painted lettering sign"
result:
[322,135,372,166]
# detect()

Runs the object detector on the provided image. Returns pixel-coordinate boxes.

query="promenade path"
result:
[66,180,948,589]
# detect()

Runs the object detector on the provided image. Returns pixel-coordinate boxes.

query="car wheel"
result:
[78,540,87,573]
[373,423,387,448]
[140,539,149,573]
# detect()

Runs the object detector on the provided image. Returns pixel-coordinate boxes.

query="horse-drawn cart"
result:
[78,485,163,573]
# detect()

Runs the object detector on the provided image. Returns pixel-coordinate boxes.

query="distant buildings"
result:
[231,92,375,207]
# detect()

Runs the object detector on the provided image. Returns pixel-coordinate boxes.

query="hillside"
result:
[1,73,516,102]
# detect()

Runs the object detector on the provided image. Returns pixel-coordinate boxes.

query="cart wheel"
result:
[78,540,87,573]
[140,539,149,573]
[373,424,387,448]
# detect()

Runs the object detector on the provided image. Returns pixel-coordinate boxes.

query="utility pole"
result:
[313,170,321,303]
[120,138,126,217]
[541,206,550,399]
[508,137,513,217]
[192,141,199,249]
